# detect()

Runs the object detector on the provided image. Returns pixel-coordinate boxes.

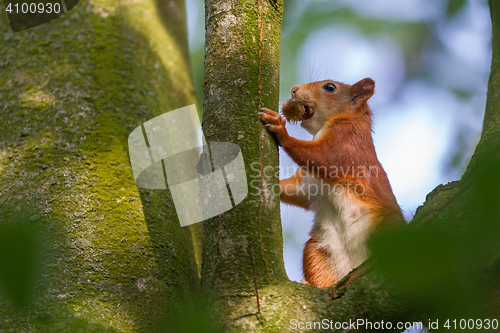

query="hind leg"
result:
[302,238,336,287]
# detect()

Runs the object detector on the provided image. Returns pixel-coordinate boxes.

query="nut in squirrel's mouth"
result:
[281,98,315,123]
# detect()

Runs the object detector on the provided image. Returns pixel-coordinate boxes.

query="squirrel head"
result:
[282,78,375,135]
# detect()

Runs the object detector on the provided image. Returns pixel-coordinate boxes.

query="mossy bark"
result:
[0,0,200,331]
[201,0,289,328]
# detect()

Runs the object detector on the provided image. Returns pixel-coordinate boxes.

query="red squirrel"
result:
[260,78,404,287]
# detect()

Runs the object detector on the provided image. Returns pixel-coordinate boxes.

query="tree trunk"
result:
[0,0,200,331]
[201,0,287,325]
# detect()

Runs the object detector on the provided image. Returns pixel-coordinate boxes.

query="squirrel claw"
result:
[261,107,278,115]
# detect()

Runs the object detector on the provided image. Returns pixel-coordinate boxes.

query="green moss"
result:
[201,0,286,322]
[0,0,199,331]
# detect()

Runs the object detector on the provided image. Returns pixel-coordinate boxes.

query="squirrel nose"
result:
[291,85,299,97]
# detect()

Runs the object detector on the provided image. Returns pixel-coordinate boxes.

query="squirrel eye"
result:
[323,83,336,92]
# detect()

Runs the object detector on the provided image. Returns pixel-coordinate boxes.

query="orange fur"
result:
[261,78,404,287]
[302,238,336,287]
[279,167,311,210]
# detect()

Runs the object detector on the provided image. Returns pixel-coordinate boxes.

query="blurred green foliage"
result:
[447,0,468,17]
[369,152,500,326]
[157,303,222,333]
[0,209,44,308]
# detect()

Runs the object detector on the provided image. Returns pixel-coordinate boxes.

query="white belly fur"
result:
[302,172,371,280]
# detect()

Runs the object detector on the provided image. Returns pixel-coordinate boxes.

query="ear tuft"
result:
[351,78,375,105]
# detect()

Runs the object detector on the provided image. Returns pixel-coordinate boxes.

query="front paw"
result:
[259,108,288,143]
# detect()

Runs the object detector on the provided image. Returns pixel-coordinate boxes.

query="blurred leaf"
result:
[0,213,42,308]
[446,0,467,17]
[370,229,448,290]
[369,154,500,321]
[369,224,490,323]
[467,152,500,265]
[471,154,500,225]
[156,303,221,333]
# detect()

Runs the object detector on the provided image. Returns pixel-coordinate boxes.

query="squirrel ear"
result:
[350,78,375,106]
